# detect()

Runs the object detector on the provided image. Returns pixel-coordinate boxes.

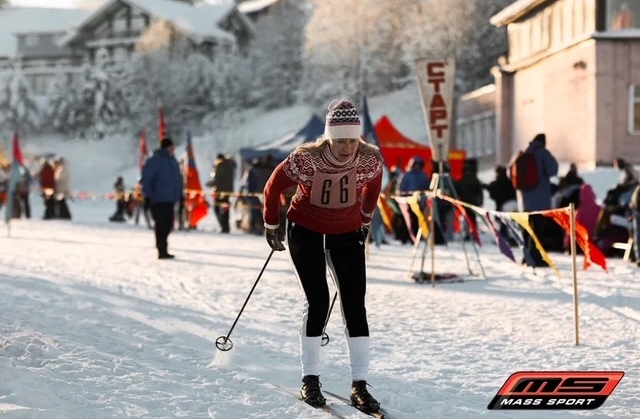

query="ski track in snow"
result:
[0,200,639,418]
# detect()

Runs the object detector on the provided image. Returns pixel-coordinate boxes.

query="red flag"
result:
[157,98,167,143]
[449,201,481,246]
[139,130,148,174]
[12,131,23,165]
[184,130,209,227]
[543,210,607,271]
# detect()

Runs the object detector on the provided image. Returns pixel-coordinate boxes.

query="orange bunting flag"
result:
[377,196,395,235]
[509,212,561,278]
[158,98,167,143]
[184,130,209,228]
[542,210,608,272]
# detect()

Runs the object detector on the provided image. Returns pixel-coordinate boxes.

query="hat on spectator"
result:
[160,138,174,149]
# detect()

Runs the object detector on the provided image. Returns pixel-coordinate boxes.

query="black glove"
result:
[266,228,286,251]
[360,225,370,240]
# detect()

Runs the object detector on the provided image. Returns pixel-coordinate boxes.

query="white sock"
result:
[300,336,322,378]
[347,336,369,381]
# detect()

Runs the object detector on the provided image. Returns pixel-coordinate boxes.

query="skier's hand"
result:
[266,227,286,251]
[360,224,370,240]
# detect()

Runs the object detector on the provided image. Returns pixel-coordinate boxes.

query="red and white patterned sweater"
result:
[263,145,383,234]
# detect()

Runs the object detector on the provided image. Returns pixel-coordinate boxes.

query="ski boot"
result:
[300,375,326,407]
[350,380,380,413]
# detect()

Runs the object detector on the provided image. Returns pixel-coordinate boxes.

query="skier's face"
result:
[329,138,358,162]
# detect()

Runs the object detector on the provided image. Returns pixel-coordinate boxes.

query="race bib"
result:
[309,167,357,209]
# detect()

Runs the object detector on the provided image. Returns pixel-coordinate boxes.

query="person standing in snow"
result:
[38,158,56,219]
[262,99,383,414]
[141,138,184,259]
[53,157,72,220]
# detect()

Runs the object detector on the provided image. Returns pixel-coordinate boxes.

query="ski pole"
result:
[321,291,337,346]
[216,249,275,351]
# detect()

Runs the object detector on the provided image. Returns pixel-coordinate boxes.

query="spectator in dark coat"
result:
[110,176,126,222]
[455,164,483,238]
[207,153,237,233]
[486,165,516,211]
[141,138,184,259]
[14,171,32,219]
[614,158,639,188]
[515,133,559,267]
[517,134,559,212]
[556,163,585,208]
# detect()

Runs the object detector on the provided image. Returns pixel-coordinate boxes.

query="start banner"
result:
[415,58,455,163]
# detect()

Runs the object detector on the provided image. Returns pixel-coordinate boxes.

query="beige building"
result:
[459,0,640,168]
[493,0,640,167]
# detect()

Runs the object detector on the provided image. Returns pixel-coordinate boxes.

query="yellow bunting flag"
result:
[509,212,561,278]
[406,195,429,239]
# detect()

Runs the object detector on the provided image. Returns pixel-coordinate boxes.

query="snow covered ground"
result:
[1,197,639,418]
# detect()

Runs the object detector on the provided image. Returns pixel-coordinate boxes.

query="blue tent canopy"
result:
[239,114,324,162]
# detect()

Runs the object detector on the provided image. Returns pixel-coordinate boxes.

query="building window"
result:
[607,0,640,29]
[630,85,640,134]
[25,34,39,47]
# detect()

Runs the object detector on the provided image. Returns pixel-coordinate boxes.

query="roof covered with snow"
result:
[490,0,549,27]
[62,0,240,46]
[0,7,91,58]
[237,0,280,15]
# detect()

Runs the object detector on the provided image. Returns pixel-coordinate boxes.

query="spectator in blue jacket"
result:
[141,138,184,259]
[516,133,559,267]
[398,157,430,195]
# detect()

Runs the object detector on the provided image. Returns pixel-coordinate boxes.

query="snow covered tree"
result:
[243,0,309,109]
[401,0,510,94]
[177,52,217,122]
[46,72,77,133]
[0,59,40,135]
[65,48,128,139]
[301,0,410,106]
[301,0,510,104]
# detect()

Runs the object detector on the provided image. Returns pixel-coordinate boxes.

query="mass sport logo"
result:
[487,371,624,410]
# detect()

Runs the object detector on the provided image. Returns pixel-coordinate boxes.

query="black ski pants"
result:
[150,202,175,252]
[287,222,369,338]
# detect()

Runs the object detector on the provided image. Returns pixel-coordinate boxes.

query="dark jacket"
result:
[209,157,236,193]
[487,175,516,211]
[141,149,184,204]
[517,140,559,211]
[455,172,483,206]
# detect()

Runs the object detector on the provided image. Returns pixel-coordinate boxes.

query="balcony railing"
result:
[87,29,143,41]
